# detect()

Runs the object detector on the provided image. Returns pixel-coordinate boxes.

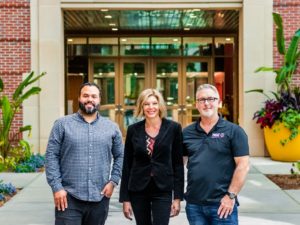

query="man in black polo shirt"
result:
[183,84,249,225]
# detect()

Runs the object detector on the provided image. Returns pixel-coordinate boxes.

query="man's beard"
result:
[79,101,100,115]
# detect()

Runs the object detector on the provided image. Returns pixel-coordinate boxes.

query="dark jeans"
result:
[129,179,172,225]
[55,194,110,225]
[186,202,238,225]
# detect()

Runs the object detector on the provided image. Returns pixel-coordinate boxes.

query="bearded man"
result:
[46,82,123,225]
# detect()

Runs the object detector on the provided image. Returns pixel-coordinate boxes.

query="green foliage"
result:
[0,71,45,170]
[0,179,17,203]
[0,180,16,195]
[15,154,45,173]
[290,161,300,175]
[280,109,300,145]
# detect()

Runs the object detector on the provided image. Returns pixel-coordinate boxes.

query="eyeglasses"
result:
[196,97,219,104]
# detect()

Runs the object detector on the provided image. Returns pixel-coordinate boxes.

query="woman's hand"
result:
[123,201,133,220]
[170,199,181,217]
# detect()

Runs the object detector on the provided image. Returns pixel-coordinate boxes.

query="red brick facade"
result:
[0,0,31,132]
[273,0,300,87]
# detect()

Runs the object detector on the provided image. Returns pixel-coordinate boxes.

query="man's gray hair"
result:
[196,84,220,98]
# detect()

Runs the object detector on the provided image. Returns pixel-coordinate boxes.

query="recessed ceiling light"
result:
[121,38,127,42]
[109,23,116,26]
[225,38,231,41]
[101,9,109,12]
[193,9,201,11]
[184,27,190,31]
[105,15,112,19]
[112,28,118,31]
[218,12,224,18]
[173,39,179,42]
[67,39,73,42]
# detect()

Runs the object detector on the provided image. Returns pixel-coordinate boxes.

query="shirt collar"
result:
[76,111,100,123]
[195,114,226,132]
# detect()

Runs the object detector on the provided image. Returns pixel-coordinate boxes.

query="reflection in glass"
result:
[93,63,115,105]
[67,38,88,56]
[214,57,234,121]
[123,109,140,131]
[152,37,181,56]
[156,63,178,105]
[120,37,150,56]
[183,37,212,56]
[123,63,145,106]
[214,37,234,56]
[89,38,118,56]
[185,62,208,106]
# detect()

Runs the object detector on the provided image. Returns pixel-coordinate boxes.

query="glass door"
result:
[182,59,211,127]
[89,58,120,123]
[153,59,181,122]
[119,58,150,135]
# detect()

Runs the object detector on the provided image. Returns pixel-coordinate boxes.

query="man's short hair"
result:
[196,84,220,99]
[78,82,101,97]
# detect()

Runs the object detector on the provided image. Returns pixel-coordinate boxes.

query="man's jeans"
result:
[186,202,238,225]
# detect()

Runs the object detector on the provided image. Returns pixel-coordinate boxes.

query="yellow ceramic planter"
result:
[264,123,300,162]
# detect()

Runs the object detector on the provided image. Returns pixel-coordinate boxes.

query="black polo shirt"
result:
[183,117,249,204]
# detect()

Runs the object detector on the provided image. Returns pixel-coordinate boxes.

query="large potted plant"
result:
[247,12,300,162]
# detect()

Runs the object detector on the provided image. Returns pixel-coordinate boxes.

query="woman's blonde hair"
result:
[135,88,167,118]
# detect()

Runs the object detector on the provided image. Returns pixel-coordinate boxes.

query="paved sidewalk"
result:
[1,157,300,225]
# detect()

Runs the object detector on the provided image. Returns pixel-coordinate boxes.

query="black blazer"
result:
[119,118,184,202]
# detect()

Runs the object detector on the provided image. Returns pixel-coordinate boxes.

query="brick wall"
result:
[0,0,31,134]
[273,0,300,87]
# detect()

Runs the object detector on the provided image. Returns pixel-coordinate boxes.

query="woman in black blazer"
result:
[119,88,184,225]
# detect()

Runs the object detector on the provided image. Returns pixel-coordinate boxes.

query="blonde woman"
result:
[119,88,184,225]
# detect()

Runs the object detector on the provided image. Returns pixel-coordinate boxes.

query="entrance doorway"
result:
[88,57,212,134]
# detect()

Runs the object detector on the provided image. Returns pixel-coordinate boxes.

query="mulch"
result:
[266,174,300,190]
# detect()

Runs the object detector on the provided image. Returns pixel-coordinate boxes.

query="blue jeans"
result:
[186,202,238,225]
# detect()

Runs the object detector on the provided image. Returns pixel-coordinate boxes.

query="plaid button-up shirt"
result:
[45,112,124,202]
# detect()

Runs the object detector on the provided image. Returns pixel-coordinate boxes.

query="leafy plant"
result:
[0,71,45,170]
[290,161,300,175]
[0,179,17,206]
[0,180,16,196]
[15,154,45,173]
[246,12,300,145]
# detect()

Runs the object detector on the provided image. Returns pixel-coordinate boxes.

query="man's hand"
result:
[54,189,68,211]
[170,199,181,217]
[123,201,133,220]
[101,182,115,198]
[217,195,235,219]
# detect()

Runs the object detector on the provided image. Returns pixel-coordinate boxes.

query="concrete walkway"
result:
[1,157,300,225]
